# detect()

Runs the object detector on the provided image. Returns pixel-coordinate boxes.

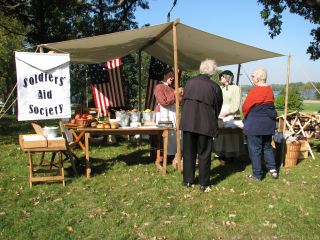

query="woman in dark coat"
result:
[180,59,223,192]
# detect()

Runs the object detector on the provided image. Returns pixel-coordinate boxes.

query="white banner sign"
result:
[15,52,71,121]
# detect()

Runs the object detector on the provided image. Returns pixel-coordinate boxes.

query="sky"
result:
[135,0,320,85]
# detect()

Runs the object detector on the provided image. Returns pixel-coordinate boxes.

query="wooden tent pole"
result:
[281,54,291,166]
[173,19,182,173]
[138,50,142,111]
[140,21,176,51]
[283,54,291,133]
[236,64,241,85]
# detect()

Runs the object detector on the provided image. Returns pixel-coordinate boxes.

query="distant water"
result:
[301,89,318,99]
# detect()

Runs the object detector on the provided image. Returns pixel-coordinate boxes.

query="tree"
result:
[0,0,150,109]
[0,12,25,112]
[258,0,320,60]
[0,0,149,44]
[275,84,303,111]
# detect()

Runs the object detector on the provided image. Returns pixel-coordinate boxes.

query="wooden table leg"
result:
[59,152,65,186]
[28,152,33,188]
[85,132,91,180]
[155,134,162,171]
[162,129,168,174]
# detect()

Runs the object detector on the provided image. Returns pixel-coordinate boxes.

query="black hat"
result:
[163,66,174,75]
[219,70,234,84]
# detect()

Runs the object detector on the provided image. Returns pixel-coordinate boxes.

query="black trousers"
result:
[182,131,213,187]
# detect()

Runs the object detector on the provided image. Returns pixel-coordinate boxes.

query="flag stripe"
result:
[98,84,107,116]
[91,58,125,116]
[115,59,125,105]
[109,60,120,106]
[144,78,158,110]
[101,83,110,113]
[92,84,103,116]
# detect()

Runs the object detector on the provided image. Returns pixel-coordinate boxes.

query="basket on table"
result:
[75,118,91,127]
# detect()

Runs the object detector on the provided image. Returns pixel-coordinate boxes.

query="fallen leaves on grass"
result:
[121,211,130,218]
[262,220,277,228]
[183,194,192,199]
[53,198,62,203]
[21,209,31,217]
[66,226,74,232]
[223,220,236,226]
[282,178,290,185]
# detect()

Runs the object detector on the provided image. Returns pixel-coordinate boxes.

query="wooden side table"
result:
[21,146,67,188]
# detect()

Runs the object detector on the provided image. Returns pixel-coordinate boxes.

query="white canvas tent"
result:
[38,20,283,70]
[38,19,284,172]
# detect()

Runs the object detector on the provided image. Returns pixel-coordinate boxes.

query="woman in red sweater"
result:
[153,67,183,160]
[242,67,278,181]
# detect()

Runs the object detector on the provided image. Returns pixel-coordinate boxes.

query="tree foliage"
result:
[0,12,25,106]
[0,0,149,44]
[258,0,320,60]
[275,84,304,110]
[0,0,149,110]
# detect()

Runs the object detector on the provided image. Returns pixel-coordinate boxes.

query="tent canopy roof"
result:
[39,20,283,71]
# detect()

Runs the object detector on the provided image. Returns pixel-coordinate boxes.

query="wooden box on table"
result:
[19,134,47,149]
[47,137,66,148]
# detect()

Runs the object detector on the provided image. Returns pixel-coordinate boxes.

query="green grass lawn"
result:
[276,102,319,117]
[1,115,319,239]
[302,102,320,113]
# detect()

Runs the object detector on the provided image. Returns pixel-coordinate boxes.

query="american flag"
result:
[144,57,181,110]
[89,58,125,117]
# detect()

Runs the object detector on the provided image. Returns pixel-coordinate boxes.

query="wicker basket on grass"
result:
[284,142,301,167]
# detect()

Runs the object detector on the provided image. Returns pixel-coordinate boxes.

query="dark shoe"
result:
[200,185,212,192]
[269,169,278,179]
[182,182,193,188]
[246,174,261,181]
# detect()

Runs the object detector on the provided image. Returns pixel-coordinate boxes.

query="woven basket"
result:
[75,119,90,127]
[284,142,301,167]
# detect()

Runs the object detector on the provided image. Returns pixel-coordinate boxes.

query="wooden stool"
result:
[23,146,66,188]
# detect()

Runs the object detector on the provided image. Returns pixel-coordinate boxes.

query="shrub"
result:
[275,86,303,110]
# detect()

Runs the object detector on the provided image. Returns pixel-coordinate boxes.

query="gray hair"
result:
[252,67,268,83]
[199,59,217,76]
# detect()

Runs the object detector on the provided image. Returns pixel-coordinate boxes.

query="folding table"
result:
[21,145,67,188]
